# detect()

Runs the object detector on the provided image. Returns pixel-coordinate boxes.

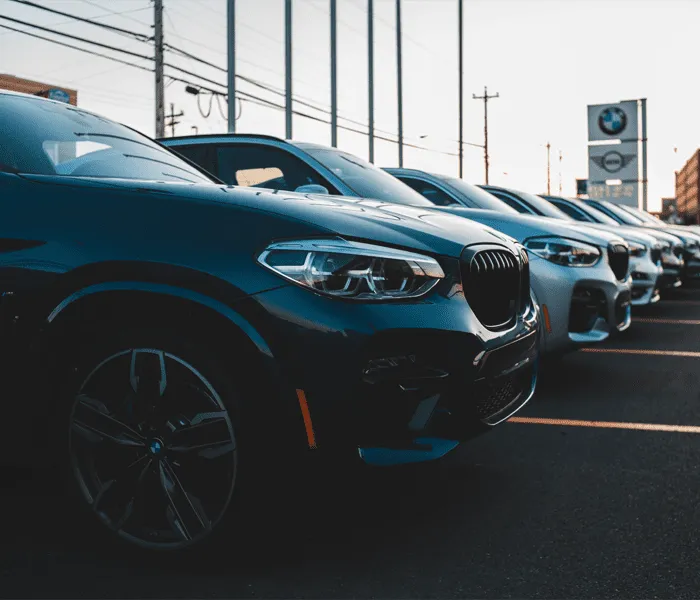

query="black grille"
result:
[519,248,531,310]
[608,244,629,281]
[475,368,531,421]
[673,245,684,258]
[462,248,522,329]
[650,247,661,264]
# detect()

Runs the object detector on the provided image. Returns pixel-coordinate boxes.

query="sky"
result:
[1,0,699,210]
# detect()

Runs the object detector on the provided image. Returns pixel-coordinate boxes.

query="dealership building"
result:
[0,74,77,105]
[675,150,700,225]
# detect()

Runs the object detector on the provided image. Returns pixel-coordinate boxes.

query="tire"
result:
[54,326,262,560]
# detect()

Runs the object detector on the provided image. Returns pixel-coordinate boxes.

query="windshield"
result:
[516,190,575,220]
[0,94,212,183]
[298,145,433,207]
[564,198,621,226]
[593,200,646,225]
[619,204,668,226]
[435,175,519,214]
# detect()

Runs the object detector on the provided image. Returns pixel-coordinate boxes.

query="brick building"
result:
[0,74,77,105]
[675,150,700,225]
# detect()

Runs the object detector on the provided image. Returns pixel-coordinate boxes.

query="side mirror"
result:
[294,184,329,195]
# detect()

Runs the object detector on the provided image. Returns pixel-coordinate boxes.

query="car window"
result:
[168,143,217,179]
[298,145,433,206]
[550,200,593,222]
[214,144,339,193]
[589,200,644,225]
[0,94,211,183]
[488,190,532,213]
[399,177,460,206]
[434,176,519,213]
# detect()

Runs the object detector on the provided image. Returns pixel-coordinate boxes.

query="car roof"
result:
[161,133,290,144]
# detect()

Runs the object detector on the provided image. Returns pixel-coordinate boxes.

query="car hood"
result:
[21,175,513,259]
[436,207,625,247]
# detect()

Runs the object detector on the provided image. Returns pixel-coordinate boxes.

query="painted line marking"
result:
[635,317,700,325]
[509,416,700,434]
[580,348,700,358]
[295,389,318,449]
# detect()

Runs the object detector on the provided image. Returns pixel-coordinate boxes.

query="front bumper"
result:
[249,268,539,466]
[629,255,662,306]
[684,257,700,283]
[529,255,632,355]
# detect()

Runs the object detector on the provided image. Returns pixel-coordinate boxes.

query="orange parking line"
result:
[635,318,700,325]
[509,416,700,434]
[580,348,700,358]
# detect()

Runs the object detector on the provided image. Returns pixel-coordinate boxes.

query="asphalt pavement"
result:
[3,286,700,599]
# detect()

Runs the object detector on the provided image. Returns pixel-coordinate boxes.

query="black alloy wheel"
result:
[68,346,238,551]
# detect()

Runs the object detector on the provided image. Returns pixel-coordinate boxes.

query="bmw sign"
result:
[598,107,627,136]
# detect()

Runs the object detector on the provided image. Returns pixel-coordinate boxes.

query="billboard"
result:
[587,100,638,142]
[588,141,639,183]
[588,182,639,207]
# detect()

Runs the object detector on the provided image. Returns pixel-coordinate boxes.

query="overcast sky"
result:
[2,0,698,209]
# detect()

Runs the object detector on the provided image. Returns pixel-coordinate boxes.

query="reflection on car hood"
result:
[436,207,625,247]
[575,223,659,247]
[21,176,513,259]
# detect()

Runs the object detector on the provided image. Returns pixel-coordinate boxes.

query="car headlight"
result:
[524,236,601,267]
[627,241,648,257]
[257,238,445,300]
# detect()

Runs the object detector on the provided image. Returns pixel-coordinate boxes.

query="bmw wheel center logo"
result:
[599,107,627,136]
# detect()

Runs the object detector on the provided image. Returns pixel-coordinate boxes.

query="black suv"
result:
[0,92,538,553]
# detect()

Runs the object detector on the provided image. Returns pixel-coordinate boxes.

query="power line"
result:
[0,23,153,74]
[78,0,151,27]
[0,15,153,62]
[6,0,151,42]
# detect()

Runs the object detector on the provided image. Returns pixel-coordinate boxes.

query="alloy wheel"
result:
[68,348,237,550]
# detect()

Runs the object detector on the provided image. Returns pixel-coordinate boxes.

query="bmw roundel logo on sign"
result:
[598,107,627,136]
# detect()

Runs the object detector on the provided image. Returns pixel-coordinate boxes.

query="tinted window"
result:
[215,144,338,193]
[493,189,574,220]
[169,144,217,178]
[488,190,531,213]
[550,200,593,222]
[0,94,211,183]
[399,177,460,206]
[588,200,644,225]
[299,146,433,206]
[435,176,518,213]
[557,198,620,225]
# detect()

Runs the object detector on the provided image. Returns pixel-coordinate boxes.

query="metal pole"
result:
[396,0,403,167]
[458,0,463,178]
[483,89,489,183]
[330,0,337,147]
[558,150,563,195]
[227,0,236,133]
[368,0,375,162]
[546,142,551,195]
[285,0,293,139]
[641,98,648,211]
[154,0,164,138]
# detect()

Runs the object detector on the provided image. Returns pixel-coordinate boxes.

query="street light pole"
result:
[227,0,236,132]
[458,0,463,178]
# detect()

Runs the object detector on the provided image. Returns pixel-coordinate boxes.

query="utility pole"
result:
[546,142,551,195]
[473,86,499,184]
[330,0,337,147]
[458,0,463,178]
[558,149,563,195]
[166,102,183,137]
[285,0,293,139]
[227,0,236,133]
[396,0,403,167]
[154,0,164,138]
[367,0,375,162]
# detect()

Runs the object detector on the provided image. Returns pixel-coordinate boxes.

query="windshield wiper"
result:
[121,153,203,178]
[74,132,174,158]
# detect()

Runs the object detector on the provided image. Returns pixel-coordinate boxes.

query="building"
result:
[675,150,700,224]
[0,74,77,105]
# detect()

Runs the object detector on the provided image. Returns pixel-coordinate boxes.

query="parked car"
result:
[460,186,661,305]
[583,198,690,288]
[615,204,700,283]
[381,170,633,354]
[0,92,540,553]
[161,135,631,357]
[543,195,683,293]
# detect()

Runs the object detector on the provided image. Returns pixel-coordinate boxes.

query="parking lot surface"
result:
[3,287,700,599]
